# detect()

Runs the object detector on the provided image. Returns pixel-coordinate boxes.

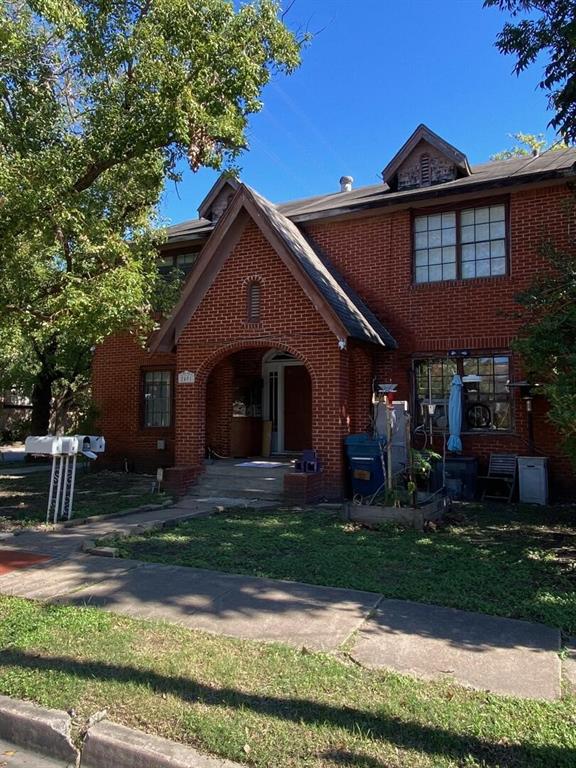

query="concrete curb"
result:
[81,720,241,768]
[0,694,79,766]
[61,499,174,528]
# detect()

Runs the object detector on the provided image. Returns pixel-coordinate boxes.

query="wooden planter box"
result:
[342,498,444,531]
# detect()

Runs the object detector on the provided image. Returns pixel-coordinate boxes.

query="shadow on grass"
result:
[116,506,576,634]
[0,649,573,767]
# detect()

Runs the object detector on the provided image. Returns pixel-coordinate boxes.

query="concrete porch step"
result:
[203,462,293,478]
[188,486,284,501]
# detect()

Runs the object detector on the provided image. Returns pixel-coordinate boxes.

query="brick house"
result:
[92,124,576,498]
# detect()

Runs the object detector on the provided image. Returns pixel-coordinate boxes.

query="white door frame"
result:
[262,351,304,454]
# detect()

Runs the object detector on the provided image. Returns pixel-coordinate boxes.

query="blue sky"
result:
[160,0,554,225]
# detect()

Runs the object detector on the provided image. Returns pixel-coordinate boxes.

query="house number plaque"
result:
[178,370,195,384]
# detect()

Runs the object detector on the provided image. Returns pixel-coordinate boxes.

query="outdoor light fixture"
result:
[506,380,543,454]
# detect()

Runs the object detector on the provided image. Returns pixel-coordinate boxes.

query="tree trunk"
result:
[30,369,56,435]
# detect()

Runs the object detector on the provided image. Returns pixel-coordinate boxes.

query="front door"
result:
[284,364,312,451]
[263,352,312,454]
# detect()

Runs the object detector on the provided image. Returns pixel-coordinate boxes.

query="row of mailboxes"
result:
[25,435,105,456]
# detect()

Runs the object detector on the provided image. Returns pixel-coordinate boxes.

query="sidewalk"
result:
[0,499,563,700]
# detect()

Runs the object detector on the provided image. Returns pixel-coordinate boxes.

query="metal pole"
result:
[386,402,393,491]
[53,455,65,525]
[46,454,57,524]
[59,454,71,523]
[67,454,77,520]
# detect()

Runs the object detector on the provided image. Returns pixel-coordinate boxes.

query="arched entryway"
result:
[205,347,312,458]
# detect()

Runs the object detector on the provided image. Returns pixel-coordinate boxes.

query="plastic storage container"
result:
[345,434,385,497]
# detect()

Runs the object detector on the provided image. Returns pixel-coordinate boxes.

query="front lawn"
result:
[0,596,574,768]
[114,505,576,635]
[0,469,171,527]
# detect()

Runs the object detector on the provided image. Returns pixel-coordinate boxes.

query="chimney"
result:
[339,175,353,193]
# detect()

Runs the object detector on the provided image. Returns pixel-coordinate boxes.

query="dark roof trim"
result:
[381,124,471,185]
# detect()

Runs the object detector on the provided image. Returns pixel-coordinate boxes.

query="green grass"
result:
[0,469,171,527]
[114,505,576,635]
[0,596,574,768]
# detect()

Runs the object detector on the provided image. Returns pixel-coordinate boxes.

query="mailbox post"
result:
[25,435,105,523]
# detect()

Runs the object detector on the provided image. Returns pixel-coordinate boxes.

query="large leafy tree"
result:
[0,0,301,434]
[484,0,576,143]
[514,241,576,463]
[486,2,576,462]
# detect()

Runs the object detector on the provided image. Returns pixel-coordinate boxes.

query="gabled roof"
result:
[152,184,396,353]
[166,147,576,243]
[197,173,240,220]
[381,123,471,186]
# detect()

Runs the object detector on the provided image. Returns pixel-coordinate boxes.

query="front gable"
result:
[152,185,395,352]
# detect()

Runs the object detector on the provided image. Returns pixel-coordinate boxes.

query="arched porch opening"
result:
[205,347,313,459]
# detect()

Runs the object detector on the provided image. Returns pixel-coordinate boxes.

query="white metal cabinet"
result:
[518,457,548,506]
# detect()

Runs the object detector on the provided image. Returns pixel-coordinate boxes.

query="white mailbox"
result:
[24,433,106,524]
[60,436,79,455]
[25,436,63,455]
[76,435,106,453]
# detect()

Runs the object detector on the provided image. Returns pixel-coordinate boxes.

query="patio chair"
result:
[479,454,518,503]
[294,449,321,473]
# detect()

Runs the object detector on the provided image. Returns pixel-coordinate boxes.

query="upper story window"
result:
[414,203,507,284]
[247,280,262,323]
[158,251,199,278]
[143,370,172,428]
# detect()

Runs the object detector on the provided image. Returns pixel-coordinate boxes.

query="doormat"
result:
[235,461,285,468]
[0,549,52,575]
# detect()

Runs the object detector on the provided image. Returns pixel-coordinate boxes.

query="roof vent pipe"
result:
[339,175,353,193]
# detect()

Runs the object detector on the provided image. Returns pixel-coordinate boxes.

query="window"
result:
[247,280,261,323]
[414,355,511,431]
[414,203,507,283]
[158,251,199,278]
[143,371,172,427]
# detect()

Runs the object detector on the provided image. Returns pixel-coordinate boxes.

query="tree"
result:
[514,238,576,464]
[490,131,566,160]
[484,1,576,143]
[486,3,576,461]
[0,1,302,434]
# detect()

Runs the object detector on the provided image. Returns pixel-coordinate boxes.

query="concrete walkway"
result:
[0,500,564,700]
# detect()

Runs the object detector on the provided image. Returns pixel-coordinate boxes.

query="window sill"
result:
[411,274,510,290]
[139,426,174,433]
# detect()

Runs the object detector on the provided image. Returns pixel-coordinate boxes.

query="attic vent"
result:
[247,280,261,323]
[420,153,431,186]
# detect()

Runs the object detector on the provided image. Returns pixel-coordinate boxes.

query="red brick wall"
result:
[173,219,353,495]
[92,332,176,471]
[305,184,575,493]
[92,182,576,496]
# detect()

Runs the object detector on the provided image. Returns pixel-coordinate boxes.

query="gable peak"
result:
[381,124,471,191]
[198,173,240,222]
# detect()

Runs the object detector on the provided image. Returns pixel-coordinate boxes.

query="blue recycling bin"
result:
[345,434,386,497]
